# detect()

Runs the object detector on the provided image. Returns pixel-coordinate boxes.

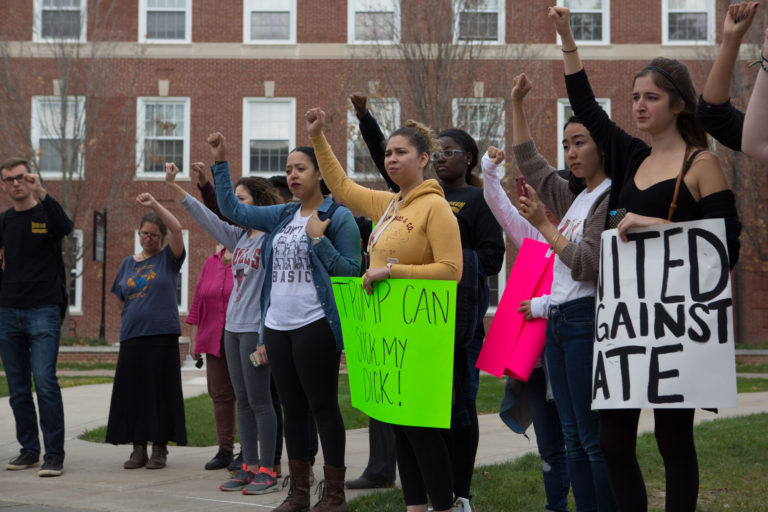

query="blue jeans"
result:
[0,305,65,461]
[528,366,570,512]
[545,297,615,512]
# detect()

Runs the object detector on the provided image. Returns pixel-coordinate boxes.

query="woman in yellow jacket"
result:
[306,108,462,512]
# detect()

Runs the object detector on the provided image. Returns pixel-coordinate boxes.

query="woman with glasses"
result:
[106,193,187,470]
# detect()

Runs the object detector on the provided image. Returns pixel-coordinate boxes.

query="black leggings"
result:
[264,318,345,468]
[450,398,478,499]
[599,408,698,512]
[393,424,454,510]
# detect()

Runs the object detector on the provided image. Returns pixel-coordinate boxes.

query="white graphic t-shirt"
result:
[265,208,325,330]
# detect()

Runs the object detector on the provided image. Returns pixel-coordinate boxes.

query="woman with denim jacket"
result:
[207,132,360,512]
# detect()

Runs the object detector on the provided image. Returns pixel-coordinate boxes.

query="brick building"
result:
[1,0,765,344]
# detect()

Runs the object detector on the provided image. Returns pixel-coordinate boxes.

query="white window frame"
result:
[453,0,505,44]
[486,234,507,314]
[560,0,610,46]
[347,0,400,44]
[662,0,715,45]
[138,0,192,44]
[242,97,296,176]
[556,97,611,169]
[347,98,400,178]
[33,0,87,43]
[136,97,190,180]
[451,97,505,150]
[31,95,86,181]
[67,229,84,315]
[243,0,297,44]
[133,229,189,313]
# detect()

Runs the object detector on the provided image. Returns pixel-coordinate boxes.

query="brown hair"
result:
[634,57,708,149]
[0,157,32,175]
[139,211,167,240]
[234,176,282,206]
[389,120,441,159]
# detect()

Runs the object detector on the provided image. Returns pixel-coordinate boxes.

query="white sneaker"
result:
[452,497,472,512]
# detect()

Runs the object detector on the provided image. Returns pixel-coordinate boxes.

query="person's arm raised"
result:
[548,6,582,75]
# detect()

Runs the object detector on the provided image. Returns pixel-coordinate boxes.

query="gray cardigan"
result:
[513,139,610,283]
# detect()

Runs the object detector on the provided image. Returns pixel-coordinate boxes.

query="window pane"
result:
[251,11,290,40]
[148,0,186,8]
[43,0,80,7]
[146,11,185,39]
[571,13,602,41]
[355,12,395,41]
[487,273,499,306]
[458,12,498,41]
[668,12,706,41]
[145,103,184,137]
[250,140,289,173]
[143,139,184,172]
[39,138,79,173]
[669,0,702,9]
[41,11,81,39]
[567,0,602,9]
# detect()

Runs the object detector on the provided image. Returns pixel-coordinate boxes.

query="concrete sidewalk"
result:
[1,369,767,511]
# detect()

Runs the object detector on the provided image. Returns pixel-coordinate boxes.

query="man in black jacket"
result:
[0,158,73,477]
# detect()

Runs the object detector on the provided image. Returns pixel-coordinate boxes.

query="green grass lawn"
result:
[349,413,768,512]
[736,361,768,374]
[0,376,113,398]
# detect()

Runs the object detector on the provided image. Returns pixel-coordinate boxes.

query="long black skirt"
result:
[105,334,187,445]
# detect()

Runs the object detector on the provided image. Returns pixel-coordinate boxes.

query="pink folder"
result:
[476,238,554,381]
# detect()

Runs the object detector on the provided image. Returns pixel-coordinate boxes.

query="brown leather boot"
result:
[274,459,311,512]
[123,442,148,469]
[311,465,347,512]
[145,443,167,469]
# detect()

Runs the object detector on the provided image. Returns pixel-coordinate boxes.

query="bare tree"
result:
[345,0,546,179]
[0,1,139,330]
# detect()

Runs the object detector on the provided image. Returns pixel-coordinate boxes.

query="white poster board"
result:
[592,219,737,409]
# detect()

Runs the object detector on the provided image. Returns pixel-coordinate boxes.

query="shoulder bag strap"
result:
[667,148,704,221]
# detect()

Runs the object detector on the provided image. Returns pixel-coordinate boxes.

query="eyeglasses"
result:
[430,149,467,161]
[1,175,26,185]
[139,231,161,240]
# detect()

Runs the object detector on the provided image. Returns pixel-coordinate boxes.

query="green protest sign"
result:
[331,277,456,428]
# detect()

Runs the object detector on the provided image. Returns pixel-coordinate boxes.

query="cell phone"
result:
[516,176,529,198]
[608,208,627,229]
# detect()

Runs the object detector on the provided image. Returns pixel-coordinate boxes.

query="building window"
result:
[136,98,190,179]
[452,98,505,150]
[348,0,400,43]
[139,0,191,43]
[244,0,296,43]
[67,229,83,314]
[662,0,715,44]
[556,98,610,169]
[486,234,507,312]
[31,96,85,180]
[455,0,504,43]
[243,98,296,175]
[564,0,609,44]
[347,98,400,177]
[34,0,87,42]
[133,229,189,312]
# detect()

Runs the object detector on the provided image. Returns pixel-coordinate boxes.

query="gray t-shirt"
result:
[181,194,265,333]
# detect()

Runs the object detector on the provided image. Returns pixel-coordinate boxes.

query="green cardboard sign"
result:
[331,277,456,428]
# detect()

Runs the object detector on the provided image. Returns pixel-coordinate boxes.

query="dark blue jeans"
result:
[0,305,65,461]
[545,297,615,512]
[528,366,570,512]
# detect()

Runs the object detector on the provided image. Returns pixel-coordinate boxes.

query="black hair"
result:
[438,128,479,185]
[562,115,611,195]
[289,146,330,195]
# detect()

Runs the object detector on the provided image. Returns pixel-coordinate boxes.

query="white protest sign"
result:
[592,219,737,409]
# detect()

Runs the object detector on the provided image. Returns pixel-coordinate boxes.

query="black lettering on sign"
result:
[661,227,685,303]
[610,302,636,340]
[688,227,729,302]
[403,285,451,325]
[648,344,684,404]
[627,231,660,299]
[605,345,647,401]
[595,303,609,342]
[593,350,609,400]
[654,303,685,339]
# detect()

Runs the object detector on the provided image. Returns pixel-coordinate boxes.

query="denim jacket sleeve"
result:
[310,206,361,277]
[211,161,284,232]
